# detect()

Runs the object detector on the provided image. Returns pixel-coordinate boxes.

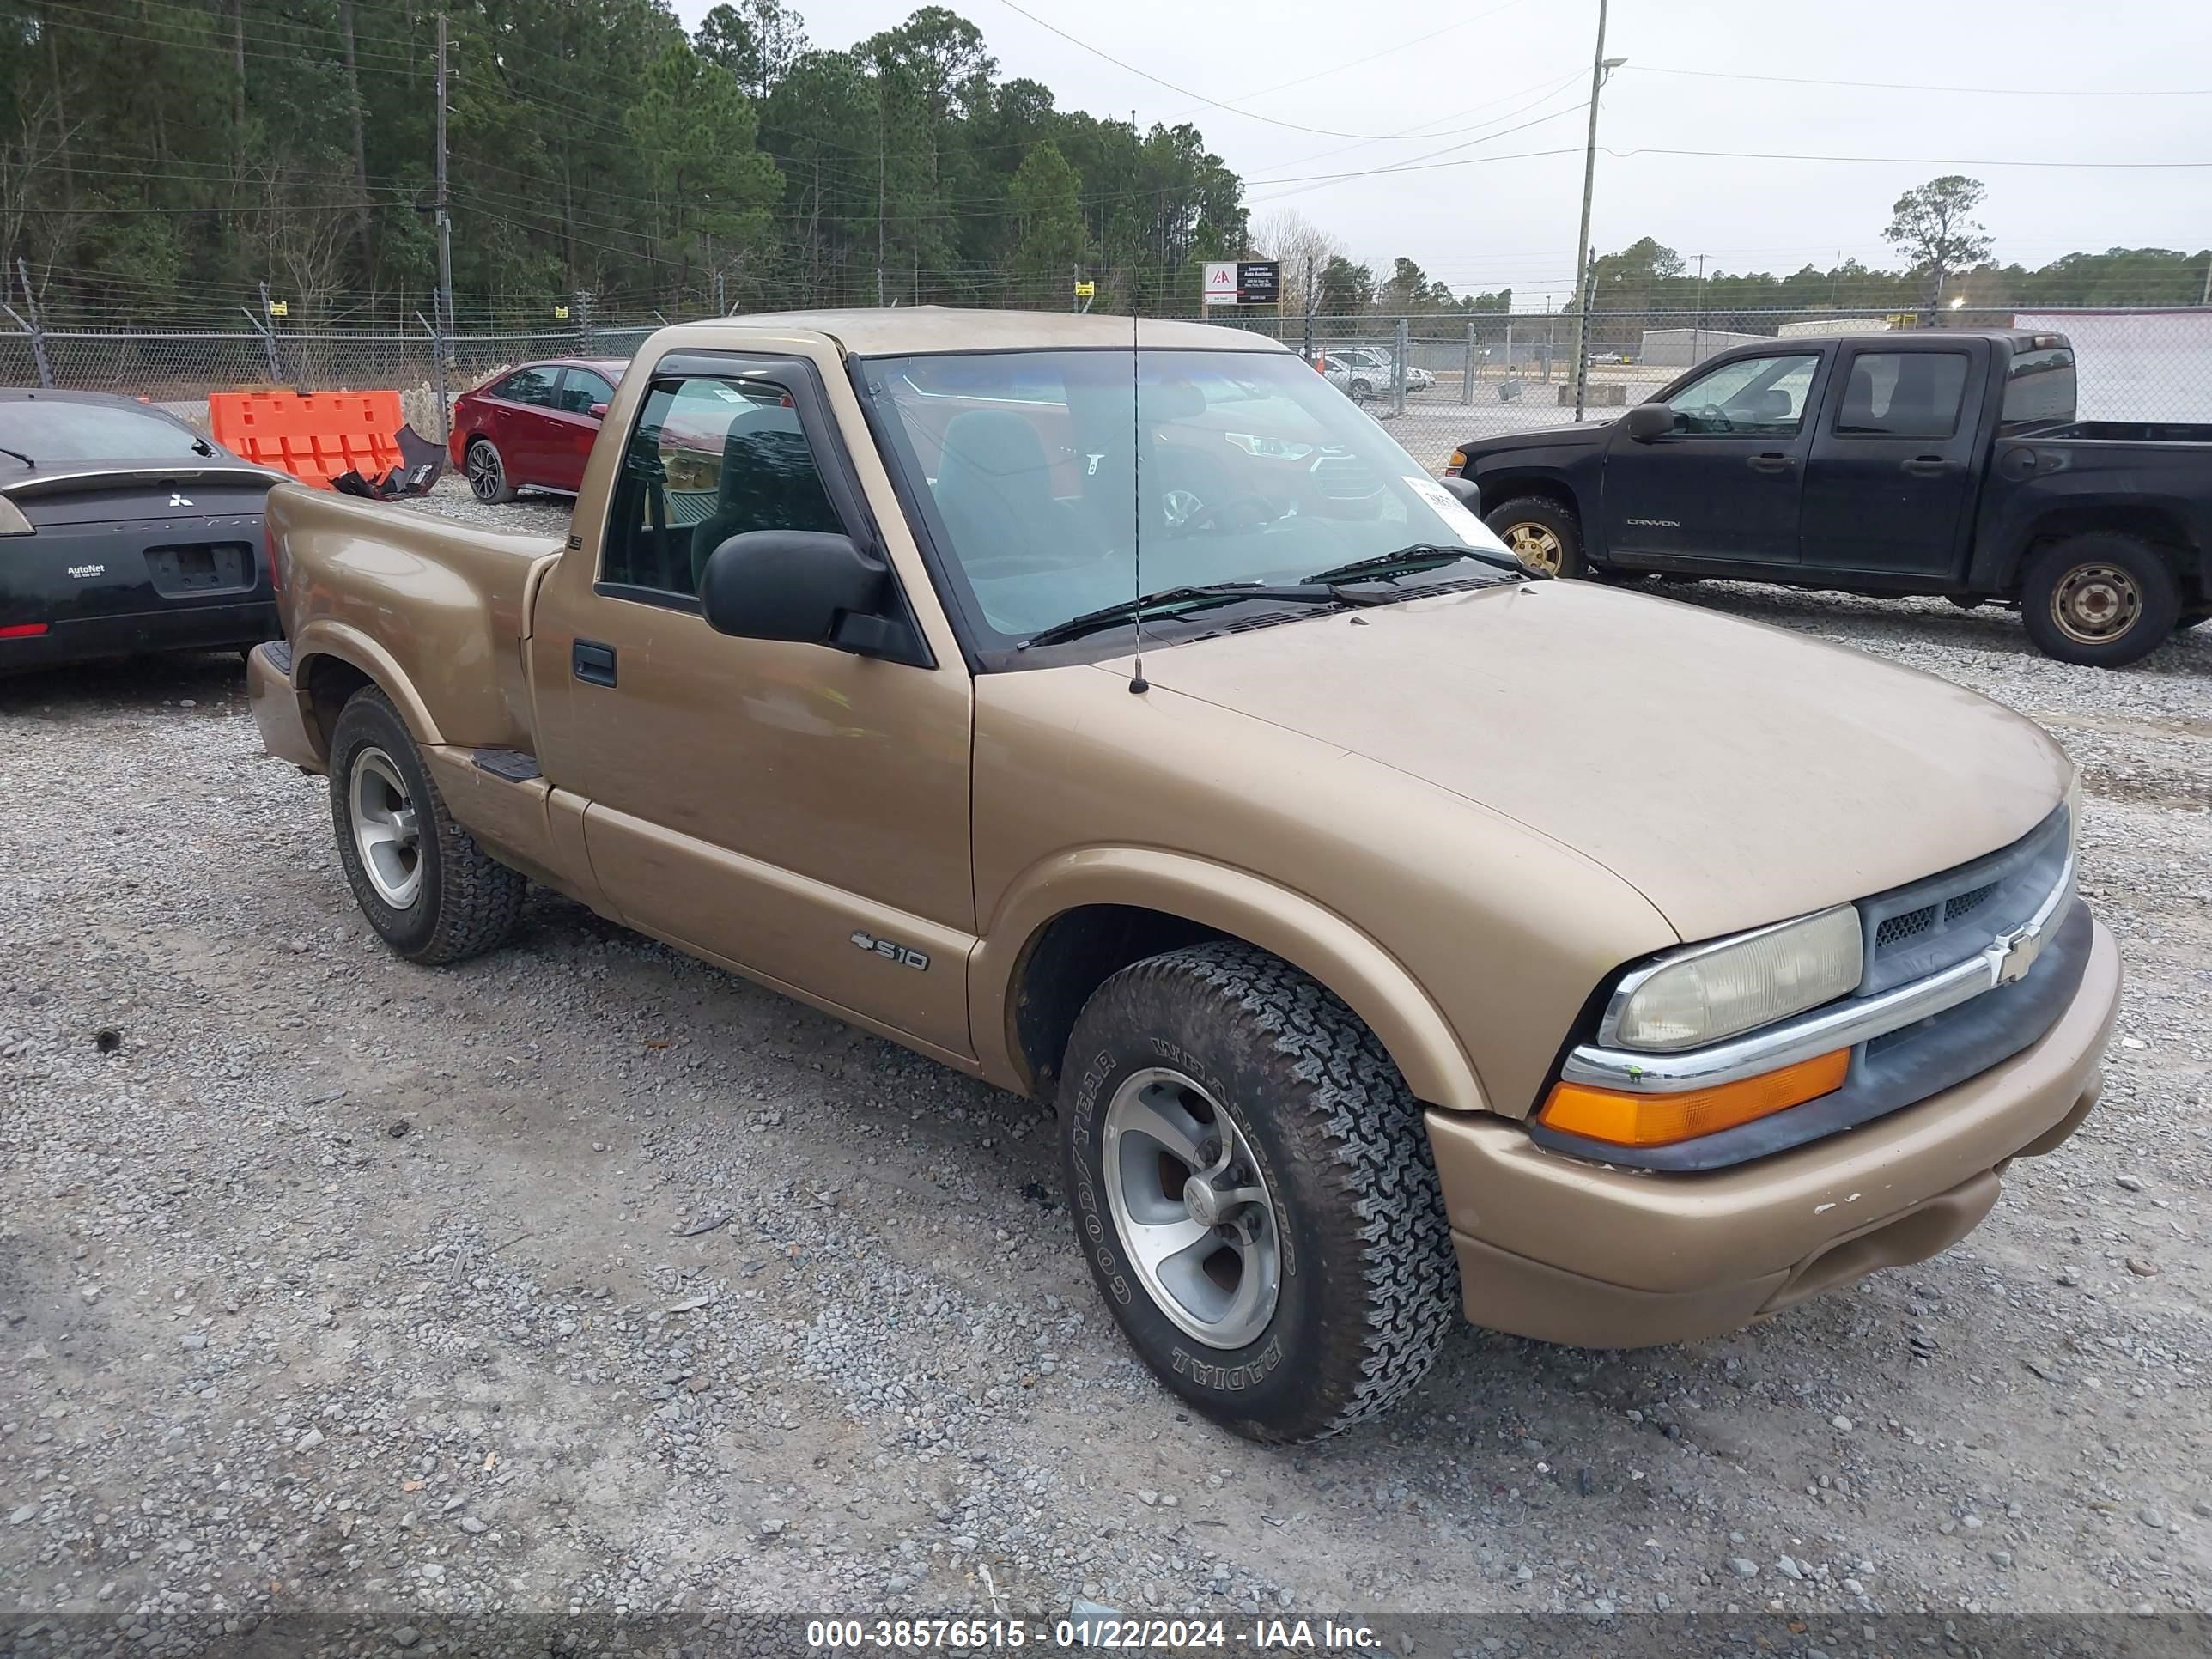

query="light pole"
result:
[1568,0,1624,421]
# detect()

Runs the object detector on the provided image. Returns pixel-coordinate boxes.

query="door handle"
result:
[1901,456,1952,477]
[1747,453,1795,475]
[572,639,617,687]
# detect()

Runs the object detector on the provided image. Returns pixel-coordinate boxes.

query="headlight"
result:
[1609,905,1863,1051]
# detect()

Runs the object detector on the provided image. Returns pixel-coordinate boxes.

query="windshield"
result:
[0,399,210,464]
[862,349,1514,648]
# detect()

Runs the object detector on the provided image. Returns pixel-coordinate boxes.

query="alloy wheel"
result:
[349,746,423,908]
[1101,1066,1282,1350]
[1502,521,1565,576]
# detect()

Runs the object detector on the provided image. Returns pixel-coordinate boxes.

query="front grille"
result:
[1855,803,2070,997]
[1946,882,1999,922]
[1875,905,1936,947]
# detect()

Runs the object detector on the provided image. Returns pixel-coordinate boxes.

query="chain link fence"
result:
[1202,305,2212,472]
[6,303,2209,474]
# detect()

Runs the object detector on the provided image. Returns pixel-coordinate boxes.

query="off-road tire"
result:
[2020,532,2180,668]
[1483,494,1587,580]
[465,436,517,505]
[329,688,525,964]
[1057,941,1461,1443]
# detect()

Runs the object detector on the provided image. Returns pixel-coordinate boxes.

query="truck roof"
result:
[656,307,1290,358]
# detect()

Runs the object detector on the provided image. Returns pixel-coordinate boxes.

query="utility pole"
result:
[875,105,886,309]
[1568,0,1620,420]
[1692,252,1706,366]
[433,11,454,444]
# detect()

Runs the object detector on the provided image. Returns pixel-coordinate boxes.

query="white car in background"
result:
[1316,345,1433,401]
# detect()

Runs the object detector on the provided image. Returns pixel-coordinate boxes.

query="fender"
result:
[971,847,1490,1116]
[292,618,447,750]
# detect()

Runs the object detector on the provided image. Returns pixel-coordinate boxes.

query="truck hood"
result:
[1459,420,1611,458]
[1115,581,2069,942]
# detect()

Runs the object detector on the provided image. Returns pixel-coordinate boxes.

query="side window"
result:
[556,369,616,415]
[1663,353,1821,435]
[599,373,845,601]
[496,366,558,406]
[1835,352,1970,438]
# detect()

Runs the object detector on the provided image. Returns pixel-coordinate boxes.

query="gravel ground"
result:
[3,479,2209,1648]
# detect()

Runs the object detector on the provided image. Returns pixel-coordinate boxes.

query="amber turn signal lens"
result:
[1444,449,1468,477]
[1539,1049,1850,1149]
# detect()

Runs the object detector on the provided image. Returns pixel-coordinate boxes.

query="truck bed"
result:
[2021,420,2212,447]
[268,483,564,753]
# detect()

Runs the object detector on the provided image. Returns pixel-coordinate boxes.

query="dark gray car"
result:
[1,391,284,672]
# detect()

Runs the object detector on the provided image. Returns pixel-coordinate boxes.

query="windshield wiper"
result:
[1303,542,1536,585]
[0,444,33,468]
[1018,582,1367,651]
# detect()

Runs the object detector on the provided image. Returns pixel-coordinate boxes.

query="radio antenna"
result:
[1128,109,1149,696]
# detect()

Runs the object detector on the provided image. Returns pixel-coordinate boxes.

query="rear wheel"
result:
[2020,532,2179,668]
[1057,942,1460,1443]
[329,688,525,963]
[1347,377,1374,403]
[465,436,516,505]
[1483,495,1586,579]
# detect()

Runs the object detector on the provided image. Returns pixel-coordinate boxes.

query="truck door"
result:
[526,351,977,1062]
[1800,343,1978,576]
[1601,349,1826,567]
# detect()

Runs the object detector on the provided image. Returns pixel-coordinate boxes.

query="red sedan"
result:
[449,358,625,503]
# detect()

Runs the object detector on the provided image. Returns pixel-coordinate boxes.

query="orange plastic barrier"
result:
[209,390,405,489]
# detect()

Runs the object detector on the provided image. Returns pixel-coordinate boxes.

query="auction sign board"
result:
[1203,261,1282,307]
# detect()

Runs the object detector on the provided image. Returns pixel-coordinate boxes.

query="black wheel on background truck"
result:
[329,687,526,964]
[1482,495,1586,579]
[1056,941,1461,1443]
[2019,532,2181,668]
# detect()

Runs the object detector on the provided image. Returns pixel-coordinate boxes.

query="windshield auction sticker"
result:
[1402,474,1508,552]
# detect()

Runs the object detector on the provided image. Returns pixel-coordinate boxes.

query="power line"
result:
[1607,144,2212,170]
[1623,64,2212,97]
[987,0,1549,143]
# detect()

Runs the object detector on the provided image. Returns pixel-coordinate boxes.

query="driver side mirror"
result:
[1439,475,1481,513]
[699,530,923,665]
[587,402,609,420]
[1626,403,1676,441]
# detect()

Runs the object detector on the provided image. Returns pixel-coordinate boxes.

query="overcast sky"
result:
[672,0,2212,302]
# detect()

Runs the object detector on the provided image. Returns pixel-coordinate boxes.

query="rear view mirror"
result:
[699,529,921,663]
[1626,403,1675,441]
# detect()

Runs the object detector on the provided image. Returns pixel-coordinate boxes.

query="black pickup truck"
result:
[1446,330,2212,666]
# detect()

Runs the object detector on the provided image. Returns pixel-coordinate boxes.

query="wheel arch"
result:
[1477,474,1583,525]
[292,622,447,763]
[2003,501,2203,599]
[971,850,1490,1116]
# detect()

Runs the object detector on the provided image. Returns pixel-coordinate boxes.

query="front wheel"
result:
[329,688,526,963]
[1483,495,1586,579]
[2020,533,2179,668]
[1057,943,1460,1443]
[464,436,516,505]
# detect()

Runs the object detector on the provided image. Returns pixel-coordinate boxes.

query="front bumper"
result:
[1426,911,2120,1348]
[247,640,324,772]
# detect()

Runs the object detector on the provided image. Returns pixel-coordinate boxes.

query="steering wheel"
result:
[1692,404,1730,431]
[1171,493,1277,536]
